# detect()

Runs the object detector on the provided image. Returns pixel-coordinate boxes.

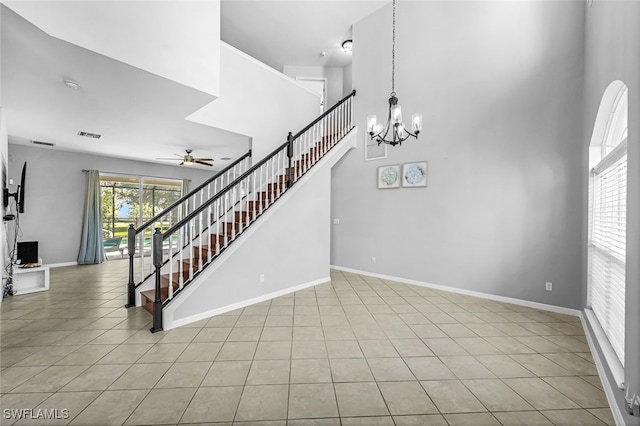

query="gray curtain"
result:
[78,170,106,264]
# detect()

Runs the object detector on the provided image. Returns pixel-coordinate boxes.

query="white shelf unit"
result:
[12,266,50,295]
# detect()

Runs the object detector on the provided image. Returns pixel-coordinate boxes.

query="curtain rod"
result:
[81,169,191,181]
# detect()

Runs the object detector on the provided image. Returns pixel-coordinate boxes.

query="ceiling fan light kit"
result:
[157,149,214,167]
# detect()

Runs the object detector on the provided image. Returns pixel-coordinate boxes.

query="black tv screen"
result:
[17,241,38,265]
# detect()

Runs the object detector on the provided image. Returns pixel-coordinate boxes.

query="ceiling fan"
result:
[157,149,214,166]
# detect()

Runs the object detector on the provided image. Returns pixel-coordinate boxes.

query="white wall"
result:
[187,43,320,162]
[343,64,353,97]
[8,144,217,265]
[283,65,344,108]
[165,130,358,329]
[4,1,220,97]
[583,1,640,422]
[332,2,585,308]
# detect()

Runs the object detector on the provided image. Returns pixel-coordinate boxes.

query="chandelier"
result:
[367,0,422,146]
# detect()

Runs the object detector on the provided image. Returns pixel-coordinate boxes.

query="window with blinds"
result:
[588,82,627,369]
[589,140,627,366]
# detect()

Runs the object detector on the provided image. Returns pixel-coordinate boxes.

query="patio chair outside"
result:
[103,236,124,259]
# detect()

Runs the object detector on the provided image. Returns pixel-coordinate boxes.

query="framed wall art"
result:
[377,165,400,189]
[402,161,428,187]
[365,133,387,161]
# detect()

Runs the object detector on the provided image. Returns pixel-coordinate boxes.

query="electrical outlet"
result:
[260,274,265,283]
[333,218,340,224]
[372,257,376,264]
[545,282,553,291]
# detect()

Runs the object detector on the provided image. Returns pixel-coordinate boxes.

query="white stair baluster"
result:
[252,169,256,216]
[188,218,194,281]
[231,185,236,239]
[309,131,312,170]
[224,191,229,244]
[207,203,212,263]
[168,235,173,300]
[259,165,264,214]
[178,230,184,289]
[198,210,203,270]
[245,177,250,227]
[215,198,221,253]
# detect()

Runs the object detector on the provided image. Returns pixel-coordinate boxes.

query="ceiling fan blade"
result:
[194,158,214,161]
[156,157,181,160]
[179,161,185,166]
[174,153,184,157]
[195,160,213,166]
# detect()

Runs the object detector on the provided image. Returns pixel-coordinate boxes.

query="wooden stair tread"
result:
[139,134,342,318]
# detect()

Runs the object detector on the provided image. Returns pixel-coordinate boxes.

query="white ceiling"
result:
[221,1,388,70]
[1,5,248,170]
[1,1,388,168]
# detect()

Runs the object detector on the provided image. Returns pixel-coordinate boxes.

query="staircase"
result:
[126,90,356,332]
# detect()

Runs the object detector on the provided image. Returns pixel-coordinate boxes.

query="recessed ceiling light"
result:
[320,51,327,57]
[64,79,80,90]
[342,40,353,53]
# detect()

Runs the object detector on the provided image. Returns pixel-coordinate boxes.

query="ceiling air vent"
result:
[221,157,232,161]
[32,140,55,147]
[77,131,102,139]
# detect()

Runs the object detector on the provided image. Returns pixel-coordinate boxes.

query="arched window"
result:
[587,81,627,382]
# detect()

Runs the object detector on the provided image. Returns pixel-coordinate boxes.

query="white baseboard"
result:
[330,265,581,317]
[580,312,626,426]
[166,276,330,330]
[46,261,78,268]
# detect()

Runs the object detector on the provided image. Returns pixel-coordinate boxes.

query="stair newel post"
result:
[286,132,294,188]
[150,227,164,333]
[125,224,136,308]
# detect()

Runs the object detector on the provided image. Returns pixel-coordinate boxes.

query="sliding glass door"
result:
[99,174,183,257]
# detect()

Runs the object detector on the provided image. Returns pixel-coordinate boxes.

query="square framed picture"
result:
[377,165,400,189]
[402,162,428,187]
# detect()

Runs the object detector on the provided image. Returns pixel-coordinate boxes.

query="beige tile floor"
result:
[0,261,615,425]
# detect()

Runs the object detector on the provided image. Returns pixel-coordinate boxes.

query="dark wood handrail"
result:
[163,141,289,238]
[292,90,356,140]
[162,90,357,240]
[135,150,252,235]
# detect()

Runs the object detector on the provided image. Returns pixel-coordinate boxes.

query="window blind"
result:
[588,143,627,367]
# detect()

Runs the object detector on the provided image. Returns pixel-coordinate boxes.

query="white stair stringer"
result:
[161,128,358,330]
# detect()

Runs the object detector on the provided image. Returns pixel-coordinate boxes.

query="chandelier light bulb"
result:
[391,104,402,124]
[397,123,406,139]
[412,114,422,134]
[367,115,378,133]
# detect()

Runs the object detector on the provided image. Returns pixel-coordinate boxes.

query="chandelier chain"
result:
[391,0,396,94]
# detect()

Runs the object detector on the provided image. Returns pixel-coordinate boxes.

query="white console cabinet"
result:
[12,266,50,295]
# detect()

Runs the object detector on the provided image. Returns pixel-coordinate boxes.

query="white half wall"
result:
[4,0,220,97]
[164,129,358,329]
[186,43,320,162]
